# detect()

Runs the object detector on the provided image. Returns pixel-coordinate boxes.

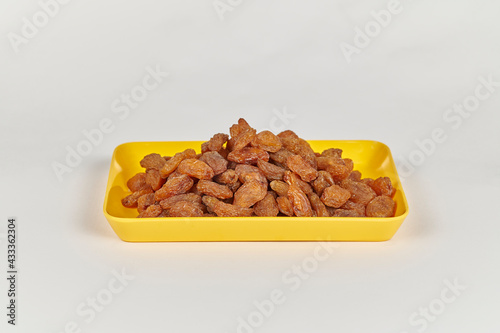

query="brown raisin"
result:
[229,118,253,138]
[167,201,204,217]
[214,169,239,185]
[177,158,215,180]
[340,179,376,205]
[269,148,294,166]
[196,180,233,199]
[277,130,317,169]
[233,128,257,151]
[254,193,279,217]
[269,180,290,197]
[199,151,228,175]
[201,133,229,153]
[234,164,267,183]
[257,159,286,181]
[126,173,150,192]
[137,204,163,218]
[308,193,329,217]
[137,193,155,213]
[140,153,166,171]
[154,174,194,201]
[321,148,343,159]
[320,185,351,208]
[146,169,166,191]
[276,196,294,216]
[227,147,269,164]
[283,170,313,195]
[287,155,319,182]
[287,183,313,217]
[340,200,366,216]
[371,177,396,197]
[159,193,202,210]
[312,171,334,197]
[213,201,253,217]
[122,188,153,208]
[251,130,282,152]
[160,148,197,178]
[233,180,267,208]
[348,170,362,182]
[366,196,396,217]
[332,209,363,217]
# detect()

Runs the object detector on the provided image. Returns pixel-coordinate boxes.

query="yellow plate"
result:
[103,141,409,242]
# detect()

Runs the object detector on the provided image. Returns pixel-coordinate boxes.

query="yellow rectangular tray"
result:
[103,140,409,242]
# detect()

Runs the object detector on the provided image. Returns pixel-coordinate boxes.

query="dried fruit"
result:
[227,147,270,164]
[366,196,396,217]
[340,179,376,205]
[277,130,317,169]
[340,200,366,216]
[257,159,286,181]
[201,133,229,153]
[233,128,257,151]
[168,201,204,217]
[160,148,196,178]
[137,193,155,213]
[332,209,363,217]
[159,193,202,210]
[140,153,166,171]
[283,171,313,195]
[371,177,396,197]
[320,185,351,208]
[122,118,398,219]
[177,159,215,180]
[213,201,253,217]
[287,184,313,217]
[254,193,279,217]
[312,171,334,197]
[138,204,163,218]
[127,173,150,192]
[233,180,267,208]
[196,180,233,199]
[276,196,294,216]
[321,148,342,159]
[269,148,294,167]
[198,151,228,176]
[308,193,329,217]
[287,155,318,182]
[251,130,282,152]
[235,164,267,183]
[229,118,252,139]
[270,180,290,197]
[348,170,362,182]
[146,169,166,191]
[122,188,153,208]
[154,174,194,201]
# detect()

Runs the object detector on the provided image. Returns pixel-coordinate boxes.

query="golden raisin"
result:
[366,196,396,217]
[137,204,163,218]
[213,201,253,217]
[199,151,228,176]
[227,147,270,165]
[287,183,313,217]
[235,164,267,183]
[168,201,204,217]
[254,193,279,217]
[320,185,351,208]
[137,193,155,213]
[340,179,376,205]
[140,153,166,171]
[233,180,267,208]
[371,177,396,197]
[146,169,166,191]
[257,159,286,181]
[127,173,150,192]
[177,159,215,180]
[196,180,233,199]
[122,188,153,208]
[233,128,257,151]
[276,196,294,216]
[269,180,290,197]
[160,148,196,178]
[154,174,194,201]
[287,155,319,182]
[159,193,202,210]
[251,130,282,153]
[308,193,329,217]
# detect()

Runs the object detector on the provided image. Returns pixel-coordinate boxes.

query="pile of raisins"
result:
[121,118,397,218]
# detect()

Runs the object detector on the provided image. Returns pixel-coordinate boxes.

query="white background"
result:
[1,0,500,332]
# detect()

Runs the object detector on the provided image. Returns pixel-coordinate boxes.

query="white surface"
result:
[1,0,500,332]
